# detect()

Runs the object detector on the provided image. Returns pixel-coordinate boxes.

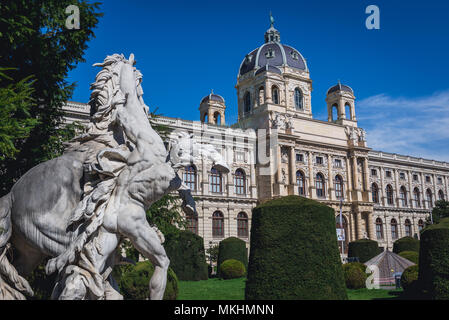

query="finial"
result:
[270,11,275,27]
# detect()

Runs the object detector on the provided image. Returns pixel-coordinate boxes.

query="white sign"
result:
[336,228,345,241]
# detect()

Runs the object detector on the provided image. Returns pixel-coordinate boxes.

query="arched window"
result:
[294,88,303,110]
[212,211,224,237]
[210,167,222,193]
[234,169,246,195]
[272,86,279,104]
[386,185,394,205]
[316,173,325,198]
[391,219,398,240]
[439,190,445,201]
[414,188,421,208]
[399,186,407,207]
[426,189,433,208]
[258,86,265,106]
[376,218,384,240]
[213,112,221,125]
[345,103,352,120]
[332,104,338,121]
[186,213,198,234]
[336,215,348,254]
[244,92,251,114]
[335,175,344,199]
[183,165,197,191]
[372,183,379,204]
[404,219,412,237]
[418,219,424,232]
[296,170,306,196]
[203,113,208,123]
[237,212,248,238]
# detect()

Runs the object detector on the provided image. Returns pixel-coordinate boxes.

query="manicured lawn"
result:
[178,278,246,300]
[178,278,403,300]
[346,288,402,300]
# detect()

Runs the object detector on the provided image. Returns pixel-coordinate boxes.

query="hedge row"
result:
[347,239,380,263]
[393,236,420,254]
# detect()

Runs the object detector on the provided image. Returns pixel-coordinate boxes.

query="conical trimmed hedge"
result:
[245,196,347,300]
[348,239,380,263]
[418,217,449,299]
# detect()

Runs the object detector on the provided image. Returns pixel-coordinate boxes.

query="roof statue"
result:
[0,53,229,300]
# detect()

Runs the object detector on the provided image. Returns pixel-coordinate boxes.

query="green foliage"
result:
[219,259,246,280]
[145,193,187,236]
[401,265,419,291]
[245,196,347,300]
[163,230,208,281]
[0,0,102,196]
[206,243,219,264]
[217,237,248,276]
[343,263,367,289]
[393,236,420,254]
[118,260,178,300]
[0,68,38,161]
[348,239,380,263]
[399,251,419,264]
[430,200,449,225]
[418,217,449,300]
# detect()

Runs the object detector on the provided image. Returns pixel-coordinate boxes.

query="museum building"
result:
[64,20,449,255]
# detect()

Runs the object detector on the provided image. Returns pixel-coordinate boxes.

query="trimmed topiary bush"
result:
[418,217,449,300]
[118,260,178,300]
[245,196,347,300]
[343,263,367,289]
[348,239,380,263]
[217,237,248,276]
[401,265,419,291]
[163,230,208,281]
[393,236,420,254]
[219,259,246,279]
[399,251,419,264]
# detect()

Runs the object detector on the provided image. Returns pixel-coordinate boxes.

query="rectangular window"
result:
[426,176,431,183]
[385,171,392,178]
[413,174,419,181]
[316,156,323,165]
[438,177,443,184]
[400,172,406,180]
[334,159,342,168]
[296,153,304,162]
[371,169,377,176]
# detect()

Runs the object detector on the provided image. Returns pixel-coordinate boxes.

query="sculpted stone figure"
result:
[0,54,229,300]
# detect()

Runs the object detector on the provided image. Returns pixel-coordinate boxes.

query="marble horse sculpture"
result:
[0,54,229,300]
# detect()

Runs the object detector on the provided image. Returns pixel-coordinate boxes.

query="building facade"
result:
[65,20,449,254]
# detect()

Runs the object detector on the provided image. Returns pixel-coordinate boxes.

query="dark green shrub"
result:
[245,196,347,300]
[118,260,178,300]
[399,251,419,264]
[418,217,449,300]
[343,263,367,289]
[220,259,246,279]
[217,237,248,276]
[163,230,208,281]
[401,265,419,291]
[348,239,380,263]
[393,236,420,254]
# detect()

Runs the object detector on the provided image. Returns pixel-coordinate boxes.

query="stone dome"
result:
[327,83,354,95]
[238,19,308,77]
[200,92,225,104]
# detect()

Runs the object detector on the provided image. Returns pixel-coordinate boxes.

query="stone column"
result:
[355,210,363,239]
[363,158,370,192]
[327,154,334,200]
[346,157,352,201]
[277,145,282,184]
[408,170,414,208]
[289,147,296,185]
[420,172,426,209]
[265,81,272,103]
[394,169,400,207]
[367,211,375,240]
[352,156,359,191]
[308,151,314,198]
[379,167,386,206]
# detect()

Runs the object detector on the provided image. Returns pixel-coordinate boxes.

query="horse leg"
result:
[117,202,169,300]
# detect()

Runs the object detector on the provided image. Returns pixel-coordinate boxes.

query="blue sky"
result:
[67,0,449,161]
